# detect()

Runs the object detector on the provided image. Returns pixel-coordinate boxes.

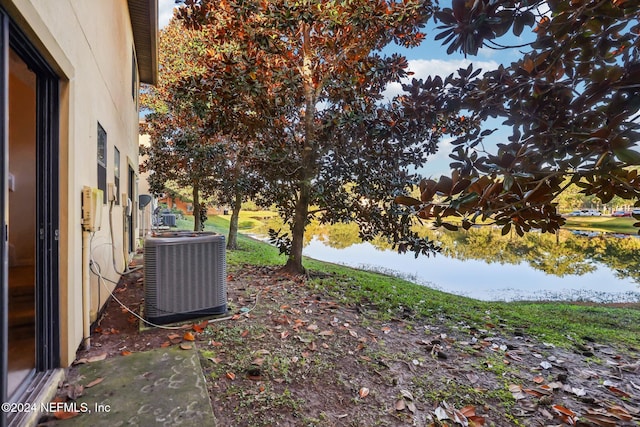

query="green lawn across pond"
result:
[564,216,639,235]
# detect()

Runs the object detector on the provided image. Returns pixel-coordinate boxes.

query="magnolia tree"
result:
[210,135,265,250]
[177,0,473,273]
[396,0,640,240]
[141,19,218,231]
[142,19,264,240]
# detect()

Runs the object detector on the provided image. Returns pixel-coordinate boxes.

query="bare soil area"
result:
[63,257,640,426]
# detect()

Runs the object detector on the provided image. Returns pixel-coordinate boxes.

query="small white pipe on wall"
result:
[81,229,91,350]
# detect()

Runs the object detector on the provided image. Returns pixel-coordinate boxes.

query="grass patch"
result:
[218,210,278,232]
[175,215,640,349]
[564,216,639,234]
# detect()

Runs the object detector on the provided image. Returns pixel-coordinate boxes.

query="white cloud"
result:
[384,58,499,100]
[411,58,498,78]
[158,0,177,29]
[419,137,456,178]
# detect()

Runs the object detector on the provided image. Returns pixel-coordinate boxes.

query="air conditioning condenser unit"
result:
[144,231,227,324]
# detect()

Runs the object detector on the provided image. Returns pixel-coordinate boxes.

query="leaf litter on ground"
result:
[57,263,640,427]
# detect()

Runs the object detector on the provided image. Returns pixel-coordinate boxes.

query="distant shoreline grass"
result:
[563,216,639,235]
[173,215,640,350]
[176,209,640,235]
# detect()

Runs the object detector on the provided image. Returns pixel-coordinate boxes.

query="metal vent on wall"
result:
[144,231,227,324]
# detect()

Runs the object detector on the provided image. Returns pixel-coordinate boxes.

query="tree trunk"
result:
[284,175,311,274]
[283,23,315,275]
[227,182,243,250]
[192,184,201,231]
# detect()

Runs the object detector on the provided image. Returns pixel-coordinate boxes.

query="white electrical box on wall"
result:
[82,186,104,232]
[124,195,132,216]
[107,182,117,202]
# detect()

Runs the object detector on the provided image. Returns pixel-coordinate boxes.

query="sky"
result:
[156,0,528,176]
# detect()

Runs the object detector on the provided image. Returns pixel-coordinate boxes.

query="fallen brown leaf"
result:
[523,388,547,397]
[608,404,633,421]
[552,404,576,417]
[583,414,617,427]
[608,386,632,398]
[87,353,107,363]
[508,384,522,393]
[460,405,476,417]
[468,415,486,426]
[85,377,104,388]
[505,352,522,362]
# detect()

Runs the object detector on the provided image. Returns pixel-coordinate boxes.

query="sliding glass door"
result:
[0,9,59,425]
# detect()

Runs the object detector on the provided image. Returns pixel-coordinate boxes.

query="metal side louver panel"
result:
[144,231,227,324]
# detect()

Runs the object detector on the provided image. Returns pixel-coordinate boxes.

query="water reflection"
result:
[260,219,640,302]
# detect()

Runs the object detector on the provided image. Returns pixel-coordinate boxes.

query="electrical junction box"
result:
[82,186,104,232]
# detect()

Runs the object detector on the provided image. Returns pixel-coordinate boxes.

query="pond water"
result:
[294,226,640,303]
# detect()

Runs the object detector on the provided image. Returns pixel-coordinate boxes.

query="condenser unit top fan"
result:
[144,231,227,324]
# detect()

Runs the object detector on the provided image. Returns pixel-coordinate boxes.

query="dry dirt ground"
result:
[56,257,640,427]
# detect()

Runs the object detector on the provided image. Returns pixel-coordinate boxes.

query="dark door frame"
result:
[128,165,135,253]
[0,13,8,425]
[0,9,60,425]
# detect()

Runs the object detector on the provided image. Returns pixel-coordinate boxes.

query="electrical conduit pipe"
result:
[82,229,91,350]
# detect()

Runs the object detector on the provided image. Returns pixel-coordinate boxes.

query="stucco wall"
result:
[2,0,142,366]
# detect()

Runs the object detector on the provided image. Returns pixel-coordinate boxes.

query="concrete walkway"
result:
[52,346,216,427]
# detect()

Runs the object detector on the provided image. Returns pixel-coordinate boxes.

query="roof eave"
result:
[128,0,158,85]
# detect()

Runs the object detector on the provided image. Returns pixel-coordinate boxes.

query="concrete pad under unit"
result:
[53,346,216,427]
